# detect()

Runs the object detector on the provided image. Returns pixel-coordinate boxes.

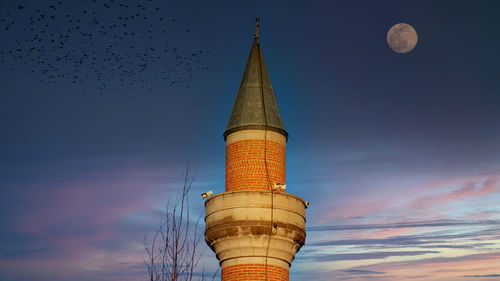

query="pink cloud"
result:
[335,252,500,281]
[2,165,191,281]
[356,227,422,240]
[408,177,499,210]
[313,175,499,224]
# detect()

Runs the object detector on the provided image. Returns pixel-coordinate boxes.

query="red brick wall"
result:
[226,139,286,191]
[222,263,289,281]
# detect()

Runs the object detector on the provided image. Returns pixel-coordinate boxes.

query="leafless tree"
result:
[144,167,218,281]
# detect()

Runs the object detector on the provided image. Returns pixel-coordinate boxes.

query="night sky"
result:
[1,1,500,281]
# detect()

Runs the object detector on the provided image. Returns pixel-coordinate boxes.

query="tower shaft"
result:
[226,130,286,191]
[205,20,306,281]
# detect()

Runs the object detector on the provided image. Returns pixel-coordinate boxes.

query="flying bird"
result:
[0,0,210,95]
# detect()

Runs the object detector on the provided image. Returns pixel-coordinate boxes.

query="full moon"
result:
[387,23,418,53]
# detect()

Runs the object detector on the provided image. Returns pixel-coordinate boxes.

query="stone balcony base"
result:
[204,190,307,268]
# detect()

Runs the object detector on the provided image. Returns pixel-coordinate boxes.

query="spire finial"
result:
[255,17,260,41]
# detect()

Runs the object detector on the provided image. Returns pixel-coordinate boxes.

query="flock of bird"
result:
[0,0,210,95]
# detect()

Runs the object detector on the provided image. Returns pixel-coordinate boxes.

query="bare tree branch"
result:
[143,165,218,281]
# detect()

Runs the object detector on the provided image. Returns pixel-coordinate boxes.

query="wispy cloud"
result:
[308,223,499,249]
[345,252,500,279]
[461,274,500,278]
[301,250,439,262]
[308,175,500,224]
[342,269,384,275]
[3,246,53,258]
[307,219,500,232]
[409,178,500,209]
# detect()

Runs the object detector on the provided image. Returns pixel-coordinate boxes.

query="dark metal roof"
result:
[223,23,287,140]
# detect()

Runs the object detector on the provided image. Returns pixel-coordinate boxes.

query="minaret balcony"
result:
[204,190,306,267]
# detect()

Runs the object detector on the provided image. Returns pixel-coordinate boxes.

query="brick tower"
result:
[204,19,307,281]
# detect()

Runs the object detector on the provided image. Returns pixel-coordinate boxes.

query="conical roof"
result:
[223,22,287,140]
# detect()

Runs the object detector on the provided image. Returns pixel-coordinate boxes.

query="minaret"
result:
[205,19,307,281]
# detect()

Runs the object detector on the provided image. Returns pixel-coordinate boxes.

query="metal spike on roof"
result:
[224,18,287,140]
